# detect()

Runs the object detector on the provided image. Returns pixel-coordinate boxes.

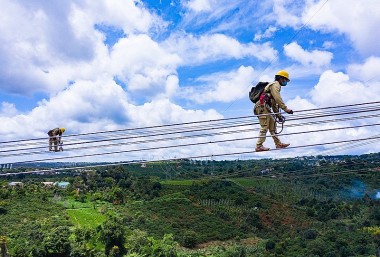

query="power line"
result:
[4,110,380,153]
[2,100,380,145]
[2,102,380,155]
[2,121,380,159]
[2,135,380,176]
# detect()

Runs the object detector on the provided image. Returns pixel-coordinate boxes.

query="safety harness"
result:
[273,114,285,134]
[258,89,285,135]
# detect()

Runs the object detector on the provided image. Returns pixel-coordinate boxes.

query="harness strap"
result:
[273,114,285,134]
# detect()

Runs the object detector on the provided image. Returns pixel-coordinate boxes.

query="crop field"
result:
[66,208,106,228]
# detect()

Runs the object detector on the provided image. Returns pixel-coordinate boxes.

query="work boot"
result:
[256,145,270,152]
[276,143,290,149]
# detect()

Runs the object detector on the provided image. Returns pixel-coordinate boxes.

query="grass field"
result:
[161,180,203,186]
[67,208,106,228]
[229,178,276,188]
[53,197,95,209]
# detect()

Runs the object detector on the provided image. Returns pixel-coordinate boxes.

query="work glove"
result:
[278,115,285,123]
[286,109,293,114]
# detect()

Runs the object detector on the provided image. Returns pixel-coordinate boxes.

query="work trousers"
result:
[254,105,280,147]
[49,137,59,151]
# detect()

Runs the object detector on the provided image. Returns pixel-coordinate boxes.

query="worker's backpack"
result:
[249,82,269,103]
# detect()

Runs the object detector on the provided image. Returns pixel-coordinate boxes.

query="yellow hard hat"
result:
[276,70,290,81]
[60,128,66,133]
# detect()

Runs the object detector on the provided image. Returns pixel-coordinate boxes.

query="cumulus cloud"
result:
[83,0,165,35]
[182,66,254,104]
[0,0,102,95]
[165,33,277,64]
[303,0,380,56]
[0,0,164,96]
[254,26,278,41]
[183,0,214,12]
[110,34,180,94]
[347,57,380,83]
[284,42,333,67]
[0,102,18,117]
[322,41,335,49]
[309,70,380,107]
[272,0,303,27]
[1,0,379,162]
[130,98,221,126]
[0,75,225,161]
[271,0,380,56]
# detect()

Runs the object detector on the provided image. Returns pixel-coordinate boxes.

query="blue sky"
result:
[0,0,380,163]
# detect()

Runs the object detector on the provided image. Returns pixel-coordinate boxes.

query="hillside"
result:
[0,153,380,256]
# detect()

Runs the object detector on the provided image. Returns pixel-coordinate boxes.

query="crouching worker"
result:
[48,127,65,152]
[254,70,293,152]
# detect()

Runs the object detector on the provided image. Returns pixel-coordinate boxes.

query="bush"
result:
[182,230,198,248]
[265,239,276,251]
[304,229,318,240]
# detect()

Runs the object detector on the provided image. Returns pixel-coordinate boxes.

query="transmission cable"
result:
[3,111,380,155]
[1,100,380,145]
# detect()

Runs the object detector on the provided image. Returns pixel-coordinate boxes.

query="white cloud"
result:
[0,0,164,96]
[0,102,18,117]
[184,0,213,12]
[303,0,380,56]
[165,33,277,64]
[164,75,180,98]
[347,57,380,83]
[183,66,255,104]
[0,76,224,161]
[130,98,221,126]
[179,1,272,34]
[322,41,335,49]
[272,0,303,27]
[270,0,380,56]
[284,42,333,67]
[83,0,163,34]
[310,70,370,106]
[254,26,278,41]
[110,34,181,94]
[1,0,379,161]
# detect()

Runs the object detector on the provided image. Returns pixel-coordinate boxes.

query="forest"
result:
[0,153,380,257]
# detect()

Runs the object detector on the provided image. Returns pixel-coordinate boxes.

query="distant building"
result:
[141,163,147,168]
[54,182,70,188]
[8,182,23,187]
[41,182,54,187]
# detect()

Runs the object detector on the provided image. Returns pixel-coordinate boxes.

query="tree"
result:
[0,236,9,257]
[182,230,198,248]
[126,230,151,256]
[44,226,71,255]
[151,234,178,257]
[100,215,126,256]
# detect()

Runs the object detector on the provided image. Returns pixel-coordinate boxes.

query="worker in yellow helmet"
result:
[47,128,65,152]
[254,70,293,152]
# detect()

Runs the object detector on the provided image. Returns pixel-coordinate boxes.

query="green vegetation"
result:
[67,208,106,228]
[0,153,380,256]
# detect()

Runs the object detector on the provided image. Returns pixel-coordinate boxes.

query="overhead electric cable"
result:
[3,138,379,178]
[2,121,380,160]
[4,111,380,154]
[1,100,379,145]
[2,134,380,169]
